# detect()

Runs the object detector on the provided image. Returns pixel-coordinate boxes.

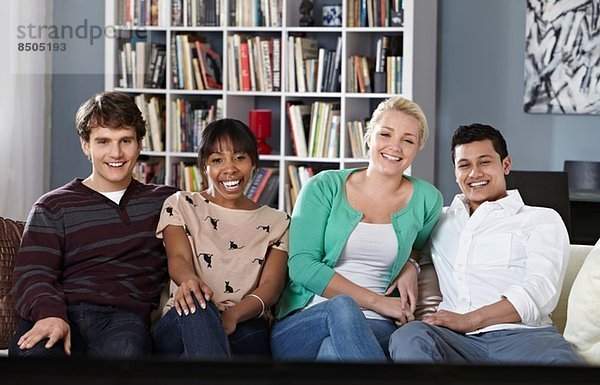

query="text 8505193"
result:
[17,42,67,52]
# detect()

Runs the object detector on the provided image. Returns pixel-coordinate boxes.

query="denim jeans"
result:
[9,302,151,358]
[152,299,271,359]
[389,321,585,365]
[270,295,388,362]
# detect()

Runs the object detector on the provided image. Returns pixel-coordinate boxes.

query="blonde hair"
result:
[365,96,429,150]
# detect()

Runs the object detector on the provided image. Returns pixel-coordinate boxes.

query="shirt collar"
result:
[450,189,525,216]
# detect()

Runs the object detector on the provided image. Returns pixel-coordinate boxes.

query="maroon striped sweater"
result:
[12,179,178,323]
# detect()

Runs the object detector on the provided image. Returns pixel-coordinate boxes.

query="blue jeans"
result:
[9,302,151,358]
[152,299,270,359]
[389,321,584,365]
[270,295,388,362]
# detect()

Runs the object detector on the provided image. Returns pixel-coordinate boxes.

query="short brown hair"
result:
[75,92,146,142]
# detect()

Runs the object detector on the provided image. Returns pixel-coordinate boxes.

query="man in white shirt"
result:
[388,123,582,365]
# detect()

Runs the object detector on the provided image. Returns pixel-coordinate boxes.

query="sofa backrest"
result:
[0,217,25,349]
[552,244,594,333]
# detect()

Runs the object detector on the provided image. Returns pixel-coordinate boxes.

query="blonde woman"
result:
[271,97,443,361]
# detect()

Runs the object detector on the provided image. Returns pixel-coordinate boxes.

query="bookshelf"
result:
[105,0,438,213]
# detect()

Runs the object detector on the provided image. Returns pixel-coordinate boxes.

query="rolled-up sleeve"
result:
[501,213,569,325]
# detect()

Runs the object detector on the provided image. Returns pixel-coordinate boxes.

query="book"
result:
[272,37,281,91]
[257,172,279,207]
[201,42,223,89]
[247,167,274,201]
[287,35,295,92]
[294,37,318,93]
[287,102,310,157]
[239,41,251,91]
[260,38,273,92]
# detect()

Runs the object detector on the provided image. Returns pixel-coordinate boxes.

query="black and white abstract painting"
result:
[524,0,600,114]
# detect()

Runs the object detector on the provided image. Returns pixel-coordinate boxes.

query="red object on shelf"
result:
[249,109,272,155]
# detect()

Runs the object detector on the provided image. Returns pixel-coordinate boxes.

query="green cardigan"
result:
[275,168,443,319]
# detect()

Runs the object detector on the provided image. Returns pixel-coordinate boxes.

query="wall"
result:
[435,0,600,203]
[50,0,104,189]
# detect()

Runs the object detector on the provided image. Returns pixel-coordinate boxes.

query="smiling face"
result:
[454,139,511,213]
[204,141,254,208]
[366,110,421,177]
[81,125,141,192]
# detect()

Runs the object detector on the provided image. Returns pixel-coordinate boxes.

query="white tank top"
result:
[306,222,397,320]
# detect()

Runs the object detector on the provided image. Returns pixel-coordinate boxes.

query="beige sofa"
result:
[1,211,598,360]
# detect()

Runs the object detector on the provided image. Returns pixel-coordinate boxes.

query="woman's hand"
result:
[220,308,239,335]
[385,259,419,314]
[371,295,415,325]
[174,276,213,316]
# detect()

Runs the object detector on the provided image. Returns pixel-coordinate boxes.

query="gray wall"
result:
[436,0,600,203]
[51,0,104,189]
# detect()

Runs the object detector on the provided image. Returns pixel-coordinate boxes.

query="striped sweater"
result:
[12,179,178,323]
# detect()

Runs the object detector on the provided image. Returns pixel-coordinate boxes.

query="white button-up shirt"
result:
[424,190,570,333]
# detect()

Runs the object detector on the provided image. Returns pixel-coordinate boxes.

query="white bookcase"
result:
[104,0,438,212]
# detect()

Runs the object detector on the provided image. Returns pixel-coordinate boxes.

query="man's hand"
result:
[423,310,474,333]
[17,317,71,355]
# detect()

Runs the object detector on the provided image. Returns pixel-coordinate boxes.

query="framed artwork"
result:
[524,0,600,114]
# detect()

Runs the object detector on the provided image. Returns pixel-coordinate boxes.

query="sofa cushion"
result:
[0,217,25,349]
[564,239,600,365]
[552,244,594,333]
[415,263,442,320]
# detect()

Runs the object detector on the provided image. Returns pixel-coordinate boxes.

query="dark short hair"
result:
[451,123,508,163]
[75,92,146,142]
[197,118,259,169]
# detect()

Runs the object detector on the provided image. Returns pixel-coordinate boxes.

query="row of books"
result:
[227,35,281,92]
[172,34,223,90]
[347,120,369,159]
[385,56,403,94]
[170,98,222,153]
[347,55,375,93]
[347,0,404,28]
[119,42,166,89]
[286,165,314,212]
[172,0,223,26]
[288,36,342,93]
[229,0,281,27]
[133,158,166,184]
[375,35,403,73]
[134,94,165,152]
[287,101,341,159]
[116,0,170,27]
[172,161,204,191]
[245,167,279,207]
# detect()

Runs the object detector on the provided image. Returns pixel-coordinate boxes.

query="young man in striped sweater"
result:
[10,92,177,358]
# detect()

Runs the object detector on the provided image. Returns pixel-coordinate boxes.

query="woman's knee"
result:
[326,295,361,316]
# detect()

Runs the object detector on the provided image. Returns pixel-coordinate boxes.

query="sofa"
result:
[1,215,599,363]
